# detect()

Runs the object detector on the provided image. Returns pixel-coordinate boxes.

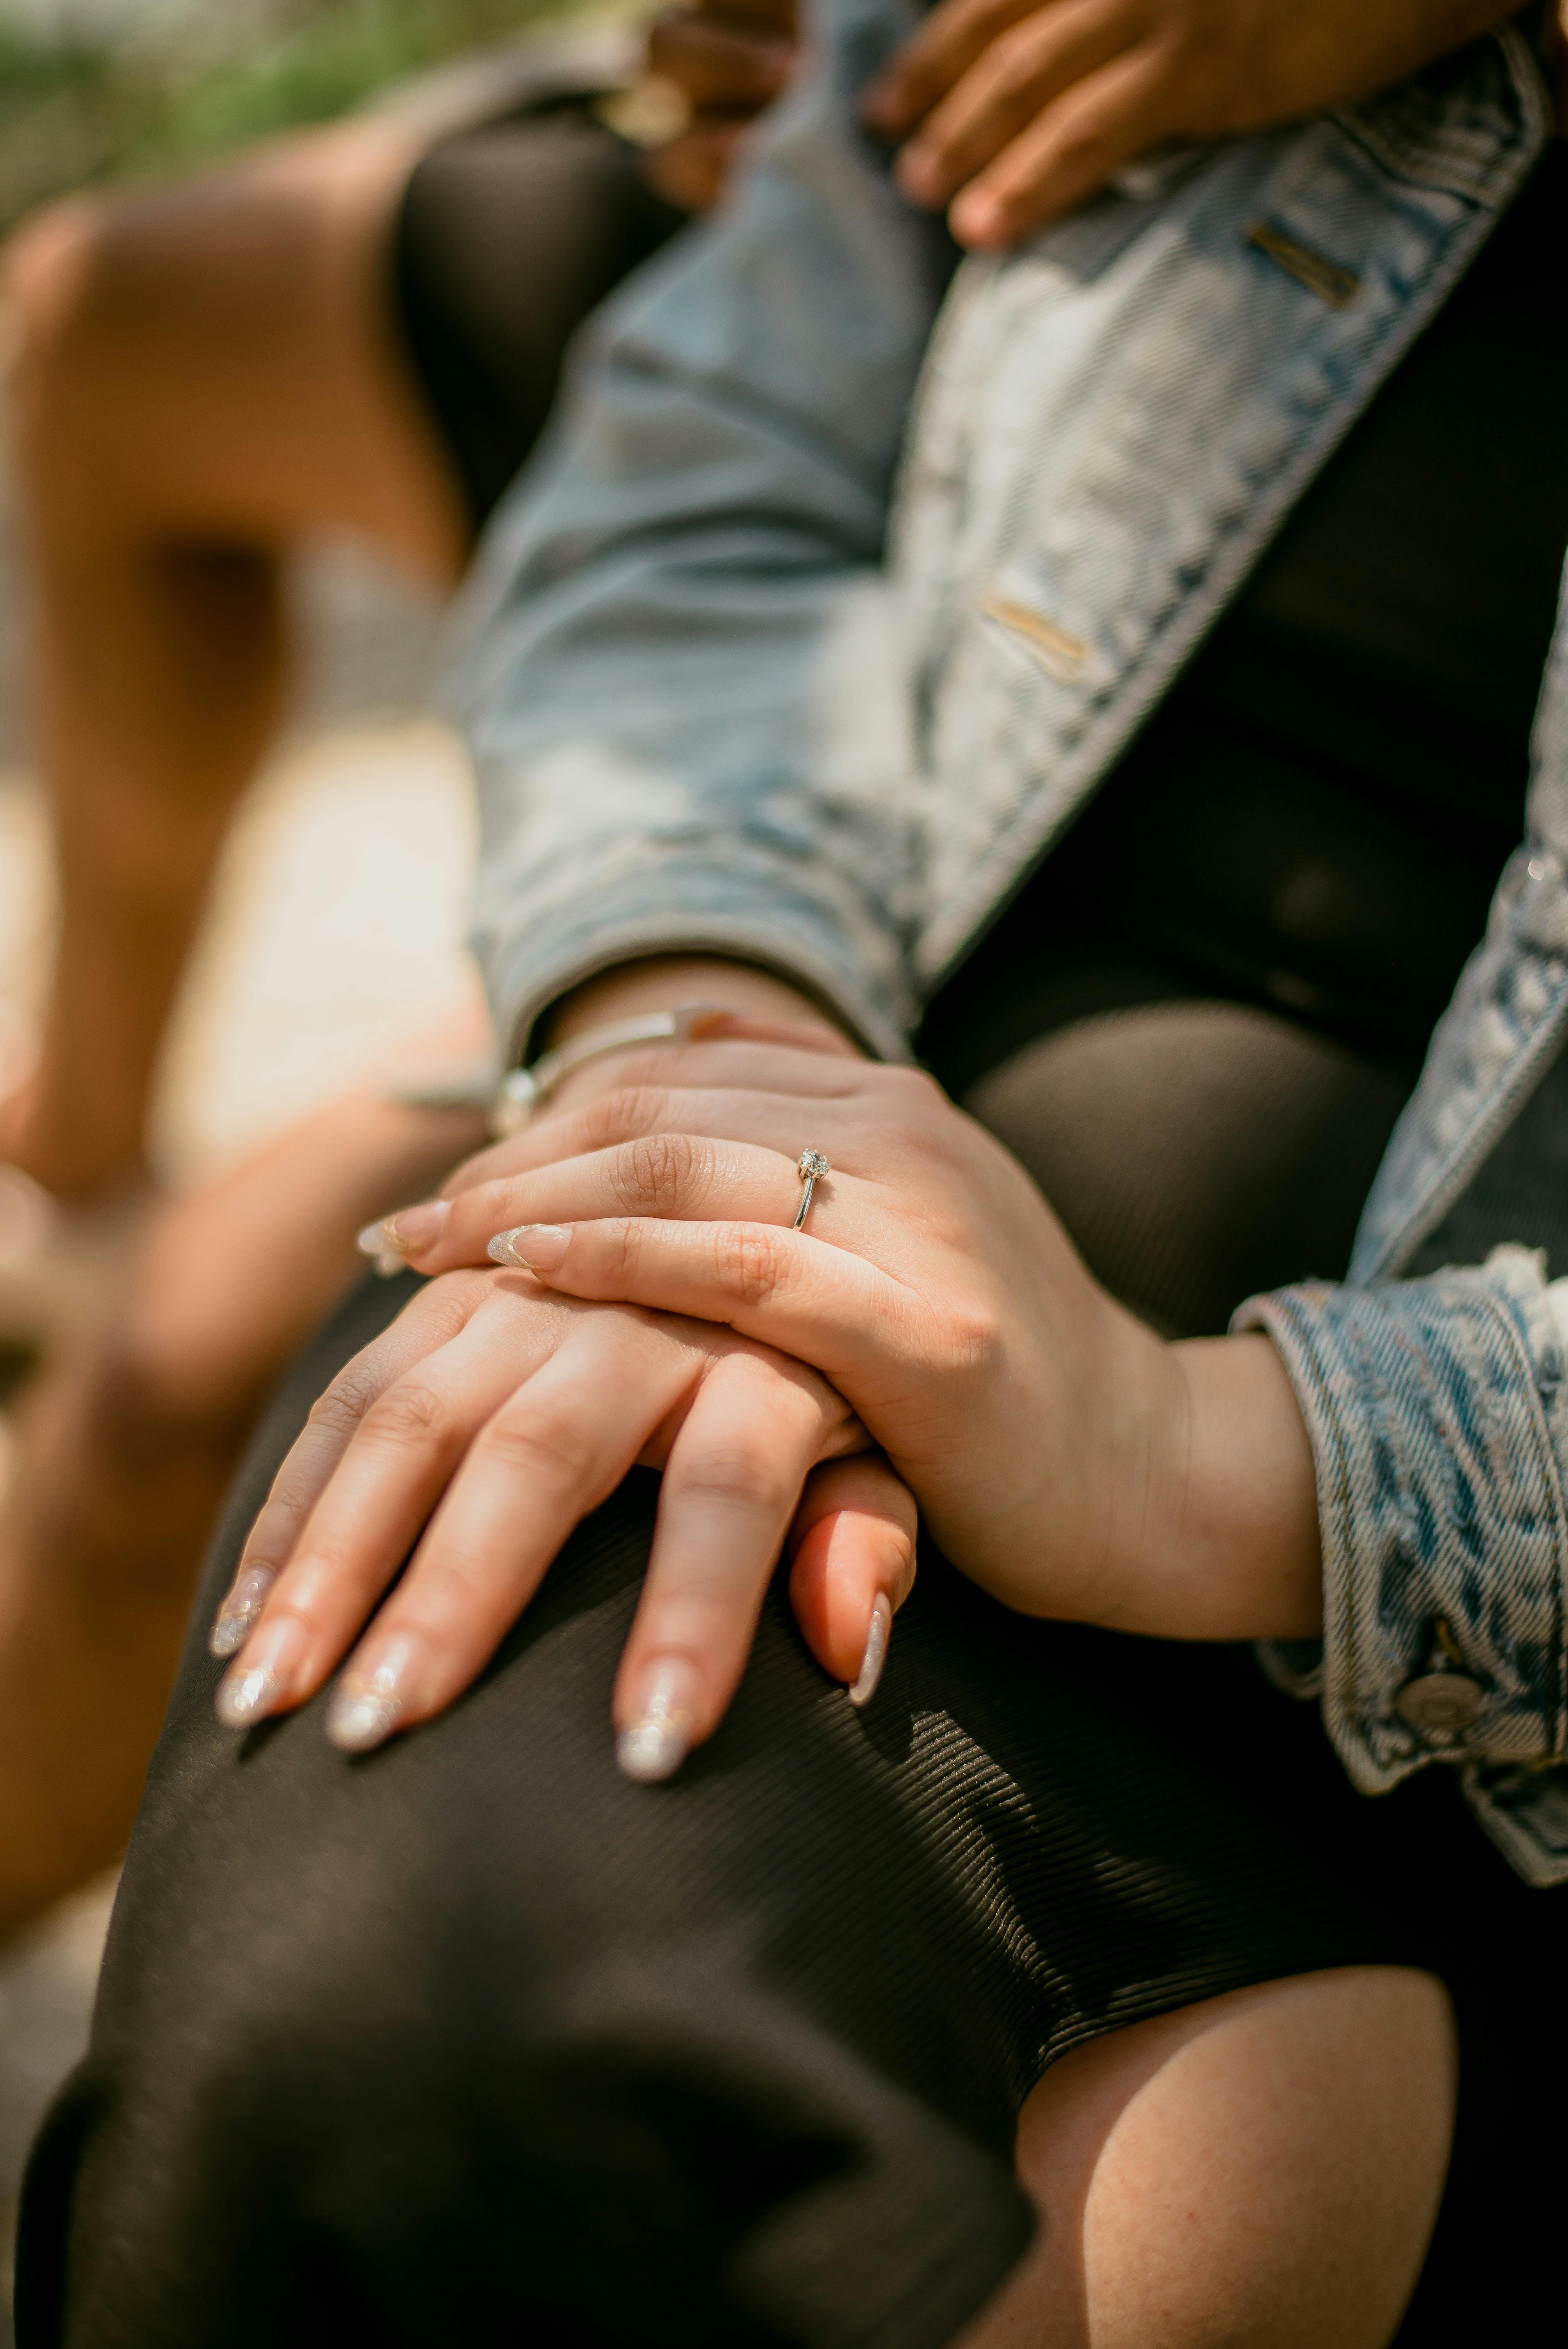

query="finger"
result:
[495,1216,925,1429]
[320,1308,705,1752]
[612,1346,861,1778]
[862,0,1051,138]
[787,1453,918,1700]
[368,1132,874,1276]
[948,44,1175,248]
[645,7,794,110]
[211,1275,571,1727]
[442,1076,857,1205]
[894,0,1140,209]
[442,1029,871,1194]
[207,1270,488,1658]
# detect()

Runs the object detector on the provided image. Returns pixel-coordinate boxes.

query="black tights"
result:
[21,999,1565,2346]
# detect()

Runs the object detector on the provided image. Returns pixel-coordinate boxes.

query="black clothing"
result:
[390,103,685,533]
[19,115,1568,2349]
[19,1258,1392,2349]
[921,144,1568,1096]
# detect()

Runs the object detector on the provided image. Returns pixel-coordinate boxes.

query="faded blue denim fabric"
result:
[454,0,953,1062]
[453,1,1568,1877]
[1240,1251,1568,1885]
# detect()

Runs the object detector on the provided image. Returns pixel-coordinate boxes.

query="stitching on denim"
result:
[916,81,1546,988]
[1361,947,1568,1284]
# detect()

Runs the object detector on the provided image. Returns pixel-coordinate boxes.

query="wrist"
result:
[1144,1333,1322,1642]
[541,957,865,1117]
[1077,1327,1321,1643]
[546,956,850,1048]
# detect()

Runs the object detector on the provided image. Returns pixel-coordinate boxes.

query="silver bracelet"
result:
[489,1003,723,1136]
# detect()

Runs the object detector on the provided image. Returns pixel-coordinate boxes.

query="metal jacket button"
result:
[1395,1672,1484,1735]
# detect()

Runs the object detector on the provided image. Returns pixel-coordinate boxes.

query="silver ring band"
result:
[793,1150,830,1230]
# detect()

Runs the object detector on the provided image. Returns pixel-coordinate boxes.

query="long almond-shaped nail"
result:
[325,1679,402,1754]
[356,1199,450,1264]
[325,1635,418,1754]
[215,1663,279,1730]
[617,1657,701,1784]
[214,1617,305,1731]
[208,1565,276,1659]
[848,1593,893,1709]
[488,1224,568,1273]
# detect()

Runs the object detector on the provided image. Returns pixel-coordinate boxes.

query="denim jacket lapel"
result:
[901,25,1551,994]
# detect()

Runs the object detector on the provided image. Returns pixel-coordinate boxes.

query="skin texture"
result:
[221,954,1320,1762]
[957,1966,1455,2349]
[0,13,1486,2299]
[862,0,1523,247]
[214,961,1454,2347]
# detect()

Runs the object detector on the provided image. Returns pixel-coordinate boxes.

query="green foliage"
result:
[0,0,594,230]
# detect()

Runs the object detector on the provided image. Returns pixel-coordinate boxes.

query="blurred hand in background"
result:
[644,0,799,212]
[862,0,1522,248]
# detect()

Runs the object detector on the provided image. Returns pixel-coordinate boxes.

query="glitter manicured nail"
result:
[325,1637,418,1754]
[208,1565,276,1659]
[215,1664,279,1730]
[616,1658,700,1784]
[325,1680,403,1753]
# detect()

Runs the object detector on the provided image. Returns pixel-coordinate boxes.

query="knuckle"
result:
[360,1379,451,1451]
[617,1129,701,1214]
[582,1085,671,1150]
[672,1443,786,1516]
[714,1225,786,1309]
[479,1409,597,1490]
[937,1298,1005,1381]
[989,20,1042,76]
[306,1368,383,1440]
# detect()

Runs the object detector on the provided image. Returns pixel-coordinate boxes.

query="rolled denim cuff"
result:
[473,846,917,1069]
[1238,1245,1568,1885]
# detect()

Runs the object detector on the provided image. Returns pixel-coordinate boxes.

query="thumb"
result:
[787,1453,917,1705]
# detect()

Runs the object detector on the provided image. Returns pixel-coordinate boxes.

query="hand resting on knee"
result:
[214,954,1324,1780]
[208,1222,917,1778]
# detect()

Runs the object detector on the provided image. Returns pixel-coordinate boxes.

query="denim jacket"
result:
[454,0,1568,1882]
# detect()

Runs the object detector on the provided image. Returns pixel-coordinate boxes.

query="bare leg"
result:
[963,1965,1456,2349]
[0,1076,487,1936]
[0,118,469,1198]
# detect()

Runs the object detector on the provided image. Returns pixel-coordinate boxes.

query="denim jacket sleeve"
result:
[1239,1245,1568,1886]
[449,0,955,1064]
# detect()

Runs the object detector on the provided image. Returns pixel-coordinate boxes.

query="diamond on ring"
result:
[793,1150,830,1231]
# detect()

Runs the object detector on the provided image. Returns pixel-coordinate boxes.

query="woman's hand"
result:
[208,1266,914,1775]
[862,0,1515,249]
[372,1024,1323,1645]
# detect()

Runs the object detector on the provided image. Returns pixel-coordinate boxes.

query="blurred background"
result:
[0,0,628,2319]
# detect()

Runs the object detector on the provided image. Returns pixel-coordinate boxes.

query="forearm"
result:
[453,0,954,1071]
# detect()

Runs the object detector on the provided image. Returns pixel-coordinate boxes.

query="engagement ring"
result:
[793,1150,830,1230]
